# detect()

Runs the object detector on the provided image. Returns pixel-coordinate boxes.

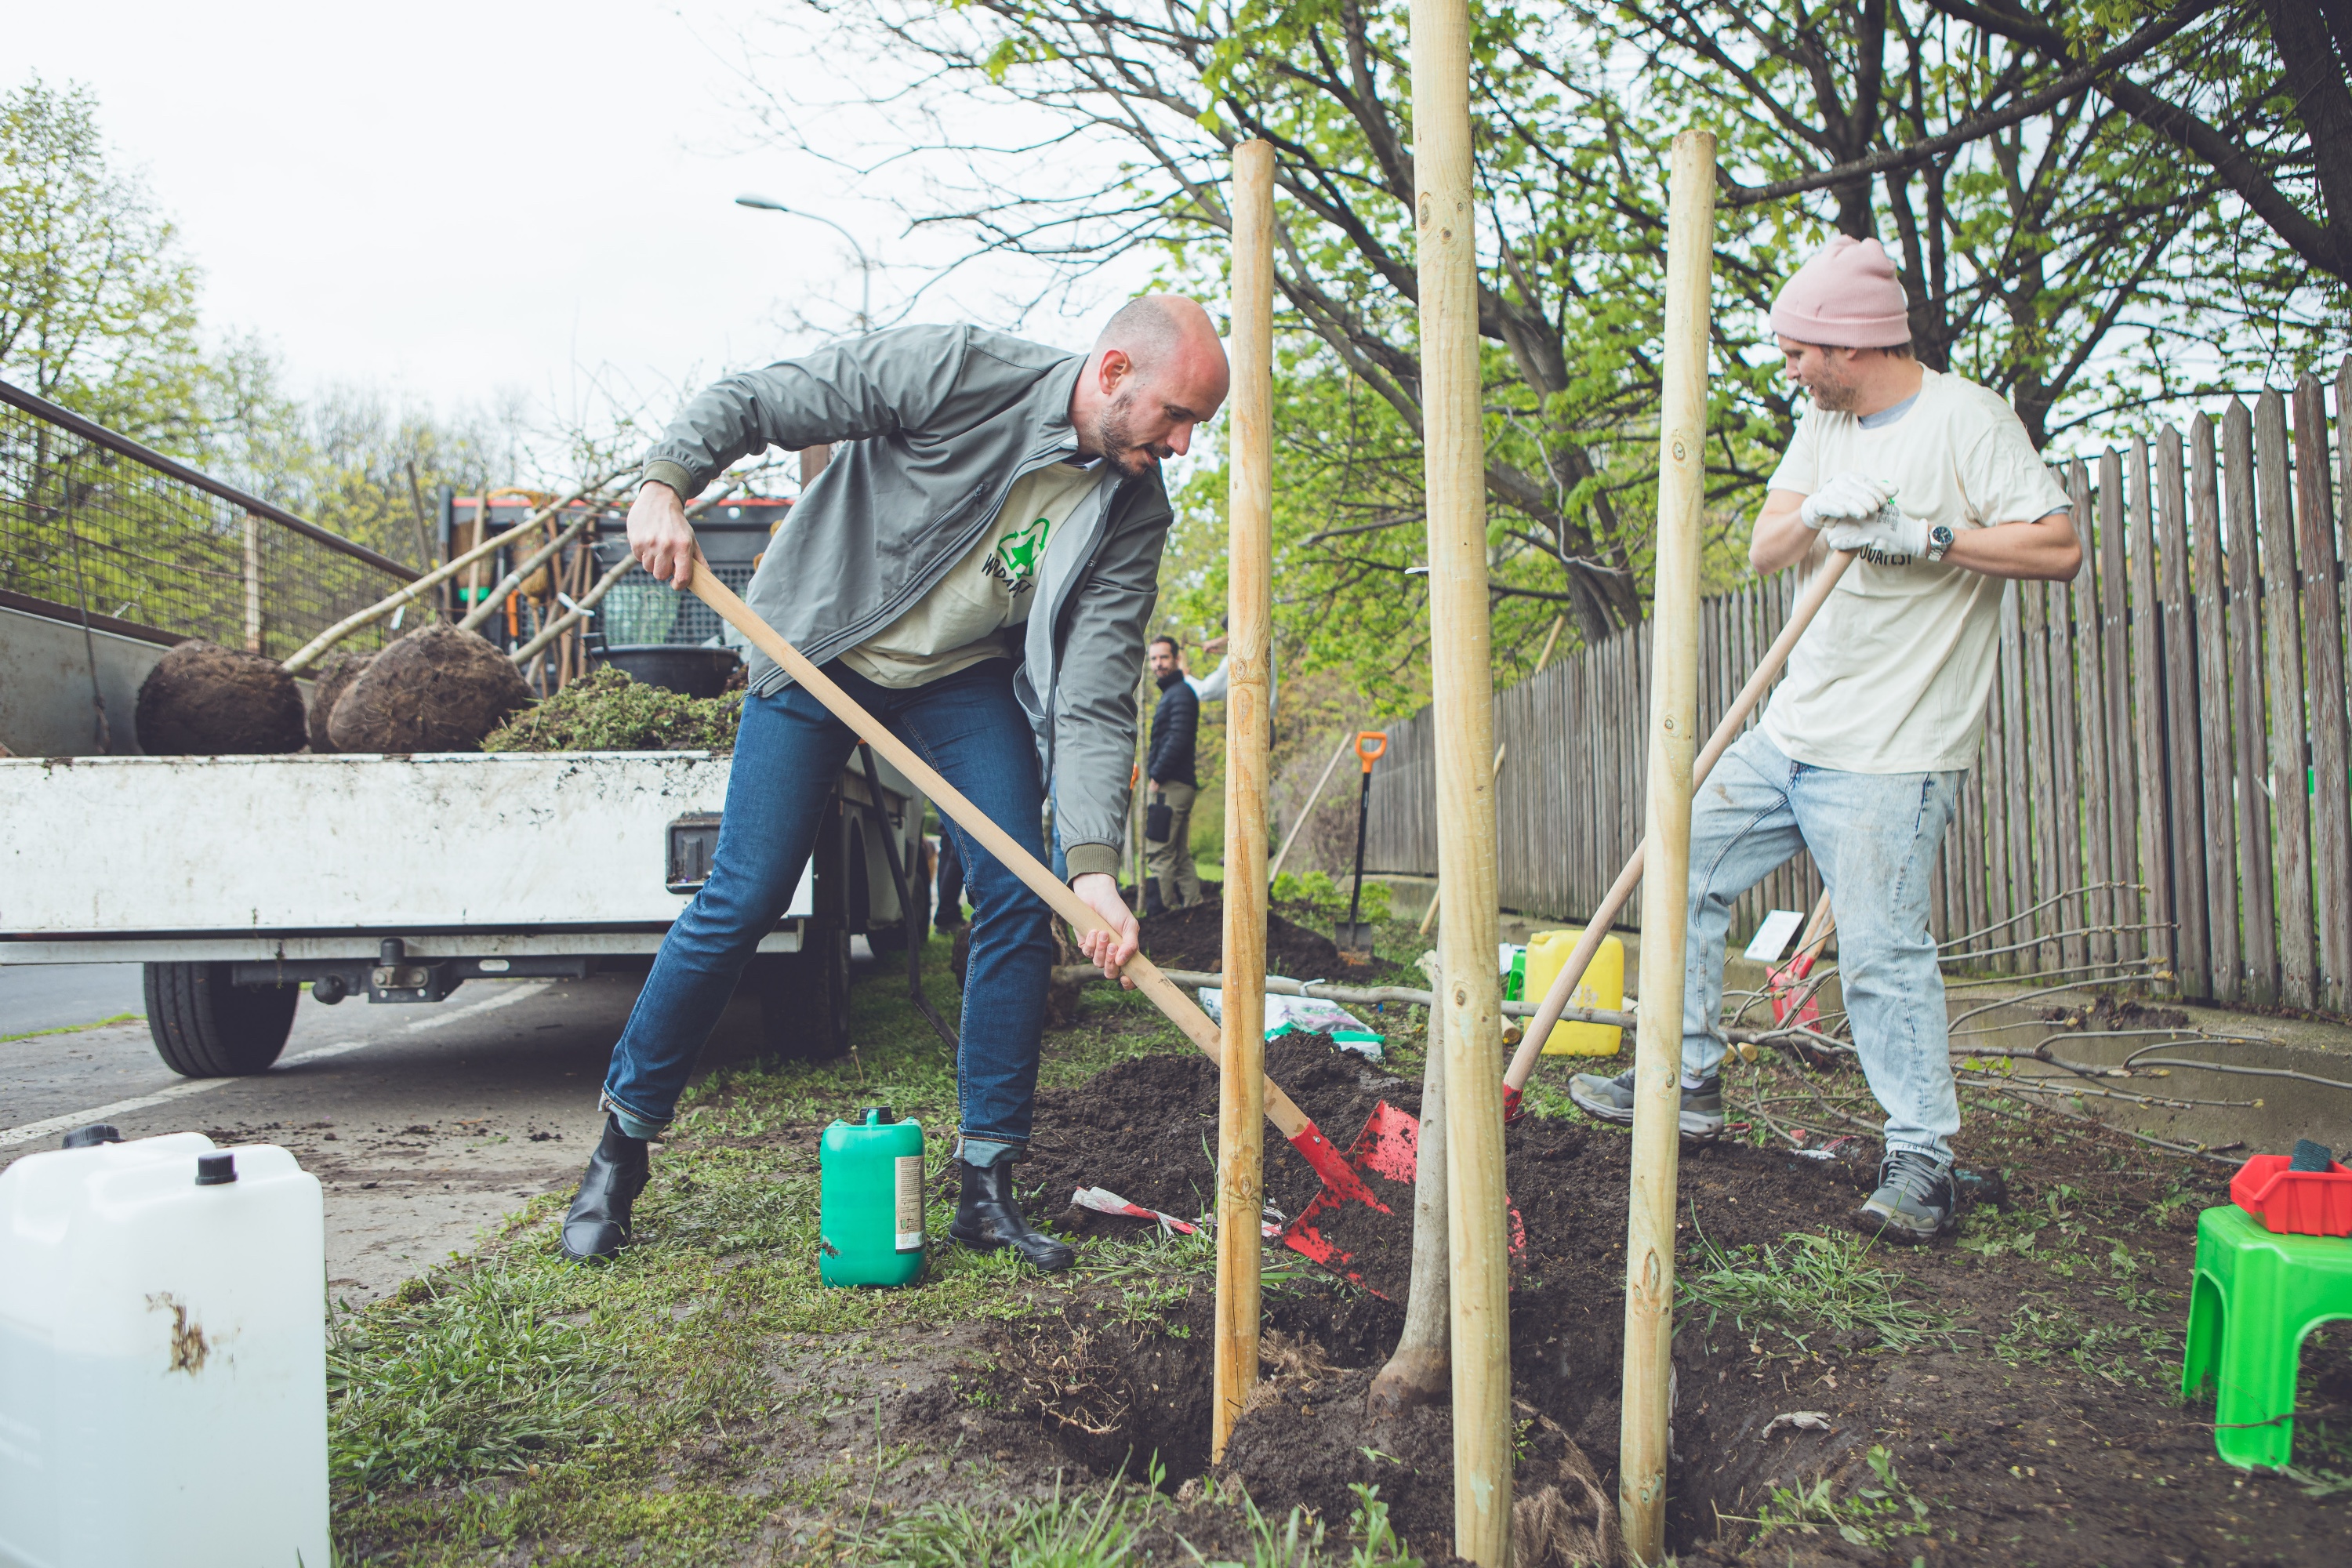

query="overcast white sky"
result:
[7,1,1140,443]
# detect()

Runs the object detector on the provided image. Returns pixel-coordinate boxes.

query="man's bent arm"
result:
[1941,510,2082,581]
[641,325,975,501]
[1754,488,2082,582]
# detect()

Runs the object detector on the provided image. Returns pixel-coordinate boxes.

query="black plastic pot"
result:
[597,645,742,699]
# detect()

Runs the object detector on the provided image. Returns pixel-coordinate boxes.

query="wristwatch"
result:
[1925,524,1955,562]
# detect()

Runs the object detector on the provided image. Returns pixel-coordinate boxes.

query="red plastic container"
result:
[2231,1154,2352,1236]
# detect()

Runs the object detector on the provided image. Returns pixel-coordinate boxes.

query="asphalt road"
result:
[0,961,147,1035]
[0,968,788,1304]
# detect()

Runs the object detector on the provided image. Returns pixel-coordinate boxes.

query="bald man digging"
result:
[561,299,1231,1271]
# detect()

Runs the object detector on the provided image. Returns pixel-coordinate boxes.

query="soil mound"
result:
[1009,1039,1893,1557]
[328,621,531,753]
[134,639,307,755]
[303,651,372,753]
[1138,898,1345,978]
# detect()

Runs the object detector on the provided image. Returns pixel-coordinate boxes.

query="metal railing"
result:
[0,379,416,660]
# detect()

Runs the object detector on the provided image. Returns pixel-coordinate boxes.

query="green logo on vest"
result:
[992,515,1050,588]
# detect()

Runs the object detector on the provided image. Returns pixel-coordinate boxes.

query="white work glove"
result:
[1824,503,1933,559]
[1798,471,1896,530]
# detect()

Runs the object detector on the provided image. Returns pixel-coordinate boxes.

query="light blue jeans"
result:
[1682,730,1965,1163]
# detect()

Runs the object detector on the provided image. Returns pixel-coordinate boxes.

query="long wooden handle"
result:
[1502,547,1856,1091]
[686,562,1316,1141]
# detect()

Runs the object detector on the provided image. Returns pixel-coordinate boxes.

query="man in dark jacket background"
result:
[1144,634,1202,914]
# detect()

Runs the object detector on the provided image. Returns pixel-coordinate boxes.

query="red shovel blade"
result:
[1281,1101,1523,1298]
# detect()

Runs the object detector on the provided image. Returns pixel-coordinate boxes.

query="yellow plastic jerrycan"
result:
[1523,931,1624,1055]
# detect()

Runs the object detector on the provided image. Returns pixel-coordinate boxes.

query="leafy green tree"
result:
[0,75,209,444]
[762,0,2339,706]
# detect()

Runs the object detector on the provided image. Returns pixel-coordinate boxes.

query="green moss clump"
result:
[481,666,741,753]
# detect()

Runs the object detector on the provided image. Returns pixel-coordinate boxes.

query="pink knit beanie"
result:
[1770,236,1911,347]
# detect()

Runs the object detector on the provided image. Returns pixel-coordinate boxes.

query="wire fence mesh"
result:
[0,380,416,660]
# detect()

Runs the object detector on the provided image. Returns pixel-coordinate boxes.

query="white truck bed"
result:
[0,751,811,962]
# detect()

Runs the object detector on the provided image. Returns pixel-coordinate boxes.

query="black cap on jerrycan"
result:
[862,1107,895,1125]
[195,1153,238,1186]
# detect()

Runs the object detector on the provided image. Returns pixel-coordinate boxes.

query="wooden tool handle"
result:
[686,563,1315,1139]
[1502,547,1857,1092]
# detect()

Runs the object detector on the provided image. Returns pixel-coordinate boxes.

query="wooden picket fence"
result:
[1363,361,2352,1013]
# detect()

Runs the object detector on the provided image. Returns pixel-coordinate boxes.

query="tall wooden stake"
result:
[1619,126,1716,1563]
[1213,139,1276,1462]
[1408,0,1509,1556]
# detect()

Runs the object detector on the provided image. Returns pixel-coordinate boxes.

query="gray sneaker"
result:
[1854,1149,1957,1243]
[1566,1068,1724,1140]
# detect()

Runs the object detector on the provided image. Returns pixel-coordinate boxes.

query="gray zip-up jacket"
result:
[641,323,1167,880]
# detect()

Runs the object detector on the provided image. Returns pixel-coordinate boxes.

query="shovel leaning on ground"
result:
[1334,730,1387,959]
[683,563,1392,1221]
[1501,548,1860,1119]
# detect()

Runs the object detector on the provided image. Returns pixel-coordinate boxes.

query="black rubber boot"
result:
[560,1114,652,1264]
[949,1158,1076,1271]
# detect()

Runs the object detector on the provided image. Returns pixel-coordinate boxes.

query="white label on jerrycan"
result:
[895,1155,924,1252]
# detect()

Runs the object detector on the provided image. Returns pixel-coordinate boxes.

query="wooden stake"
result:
[1619,126,1716,1564]
[1408,0,1509,1553]
[1214,139,1276,1462]
[1416,744,1505,937]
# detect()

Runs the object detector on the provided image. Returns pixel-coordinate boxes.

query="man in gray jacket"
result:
[560,297,1229,1271]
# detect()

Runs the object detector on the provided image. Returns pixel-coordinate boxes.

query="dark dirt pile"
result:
[327,621,531,753]
[303,651,372,753]
[1138,898,1347,978]
[134,639,307,754]
[481,665,741,753]
[993,1040,2347,1564]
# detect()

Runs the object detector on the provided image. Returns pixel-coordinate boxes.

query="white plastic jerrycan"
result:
[0,1132,328,1568]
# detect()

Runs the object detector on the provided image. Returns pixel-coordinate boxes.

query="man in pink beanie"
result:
[1572,234,2083,1243]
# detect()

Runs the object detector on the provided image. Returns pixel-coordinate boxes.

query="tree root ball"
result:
[304,652,373,753]
[327,622,532,753]
[135,640,307,755]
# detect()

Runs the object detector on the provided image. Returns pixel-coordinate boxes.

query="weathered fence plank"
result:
[2256,390,2316,1008]
[2294,375,2350,1014]
[2047,576,2087,973]
[2191,414,2242,1003]
[2158,425,2209,997]
[2129,437,2175,979]
[2072,459,2117,969]
[2099,448,2140,966]
[2225,400,2279,1003]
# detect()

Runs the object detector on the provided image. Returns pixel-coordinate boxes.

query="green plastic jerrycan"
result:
[818,1106,926,1287]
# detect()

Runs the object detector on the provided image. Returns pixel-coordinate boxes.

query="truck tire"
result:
[144,962,299,1077]
[755,920,852,1060]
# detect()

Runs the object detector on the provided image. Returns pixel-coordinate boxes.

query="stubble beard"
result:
[1094,388,1171,477]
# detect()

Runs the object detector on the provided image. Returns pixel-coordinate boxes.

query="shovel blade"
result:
[1334,923,1375,958]
[1281,1098,1527,1298]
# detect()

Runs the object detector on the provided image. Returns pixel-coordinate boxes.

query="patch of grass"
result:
[329,927,1203,1562]
[1679,1222,1959,1355]
[0,1011,140,1042]
[1733,1444,1935,1552]
[1993,1292,2177,1386]
[848,1469,1160,1566]
[328,1261,624,1490]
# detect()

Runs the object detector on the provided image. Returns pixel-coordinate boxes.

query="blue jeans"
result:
[1682,730,1965,1162]
[601,659,1054,1160]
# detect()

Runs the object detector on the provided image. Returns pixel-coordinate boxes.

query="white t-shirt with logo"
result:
[841,460,1108,688]
[1759,367,2071,774]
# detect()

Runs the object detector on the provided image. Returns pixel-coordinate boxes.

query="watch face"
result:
[1930,525,1955,553]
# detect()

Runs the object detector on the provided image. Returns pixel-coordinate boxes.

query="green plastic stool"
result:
[2181,1203,2352,1468]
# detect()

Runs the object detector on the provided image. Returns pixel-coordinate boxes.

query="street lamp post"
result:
[735,194,873,333]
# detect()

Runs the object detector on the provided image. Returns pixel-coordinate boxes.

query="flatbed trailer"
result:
[0,747,924,1074]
